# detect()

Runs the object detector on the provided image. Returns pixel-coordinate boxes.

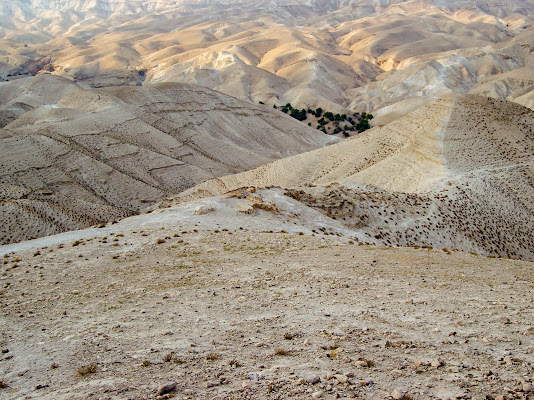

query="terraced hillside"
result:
[0,75,336,244]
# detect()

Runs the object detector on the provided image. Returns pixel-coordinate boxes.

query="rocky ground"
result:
[1,225,533,400]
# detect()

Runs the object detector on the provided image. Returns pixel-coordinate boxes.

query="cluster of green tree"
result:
[269,102,373,136]
[272,103,308,121]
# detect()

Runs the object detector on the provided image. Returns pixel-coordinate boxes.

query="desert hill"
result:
[171,95,534,260]
[0,74,336,244]
[1,0,532,251]
[0,3,533,398]
[0,0,532,119]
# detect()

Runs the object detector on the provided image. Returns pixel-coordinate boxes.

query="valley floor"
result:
[1,228,533,399]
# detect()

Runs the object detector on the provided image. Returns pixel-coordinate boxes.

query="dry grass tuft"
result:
[274,348,290,356]
[205,352,220,361]
[162,352,184,364]
[359,358,375,367]
[284,332,294,340]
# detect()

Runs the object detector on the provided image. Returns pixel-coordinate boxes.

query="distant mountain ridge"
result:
[1,0,532,117]
[3,1,533,27]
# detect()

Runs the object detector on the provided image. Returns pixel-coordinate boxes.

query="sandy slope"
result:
[172,95,534,260]
[0,75,336,244]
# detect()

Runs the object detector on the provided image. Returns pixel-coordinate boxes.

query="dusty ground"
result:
[1,225,533,400]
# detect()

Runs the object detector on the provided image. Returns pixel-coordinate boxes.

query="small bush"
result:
[77,363,98,376]
[274,349,290,356]
[228,359,242,368]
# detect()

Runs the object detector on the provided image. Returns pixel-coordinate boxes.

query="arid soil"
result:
[1,226,533,400]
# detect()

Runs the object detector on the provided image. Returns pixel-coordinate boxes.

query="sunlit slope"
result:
[176,95,534,260]
[0,0,532,117]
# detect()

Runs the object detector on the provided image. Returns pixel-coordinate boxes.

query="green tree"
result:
[290,108,307,121]
[356,119,370,132]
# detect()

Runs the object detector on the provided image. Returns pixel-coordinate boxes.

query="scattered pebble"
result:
[157,382,177,395]
[306,375,321,384]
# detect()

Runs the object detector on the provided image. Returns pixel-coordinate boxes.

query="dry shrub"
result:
[77,363,97,376]
[274,349,290,356]
[205,352,220,361]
